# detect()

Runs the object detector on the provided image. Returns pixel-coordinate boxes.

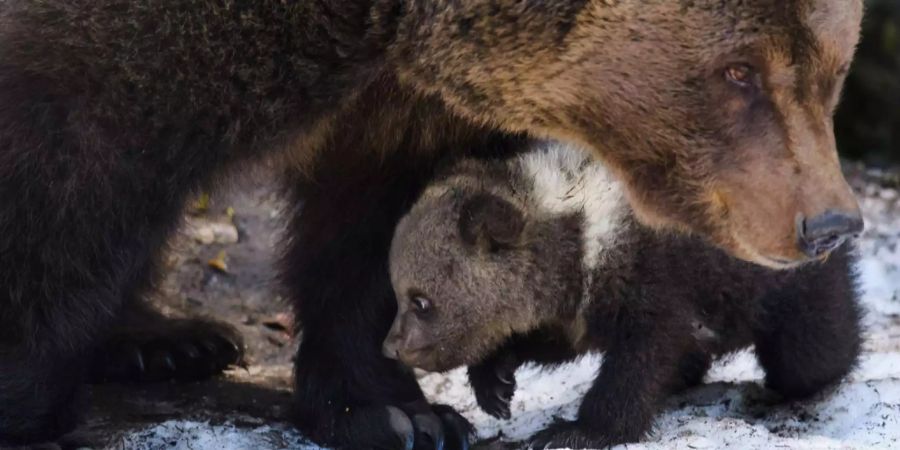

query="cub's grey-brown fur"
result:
[385,142,862,448]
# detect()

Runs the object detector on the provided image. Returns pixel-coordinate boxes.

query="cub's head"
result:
[394,0,865,268]
[383,180,556,372]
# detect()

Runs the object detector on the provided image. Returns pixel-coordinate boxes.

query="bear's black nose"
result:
[799,210,864,258]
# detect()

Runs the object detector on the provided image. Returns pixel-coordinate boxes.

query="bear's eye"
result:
[724,63,756,88]
[410,295,432,314]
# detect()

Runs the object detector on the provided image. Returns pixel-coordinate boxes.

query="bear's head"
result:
[383,174,579,372]
[393,0,864,268]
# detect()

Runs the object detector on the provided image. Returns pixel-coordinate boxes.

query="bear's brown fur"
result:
[391,0,866,266]
[0,0,865,447]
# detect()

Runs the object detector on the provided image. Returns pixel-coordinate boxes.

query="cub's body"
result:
[385,142,862,448]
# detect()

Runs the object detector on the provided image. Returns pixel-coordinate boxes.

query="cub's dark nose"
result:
[382,339,401,360]
[799,210,864,258]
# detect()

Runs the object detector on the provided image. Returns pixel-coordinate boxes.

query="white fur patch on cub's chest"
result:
[517,142,627,271]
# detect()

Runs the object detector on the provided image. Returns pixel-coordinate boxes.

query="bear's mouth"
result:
[758,255,806,270]
[395,344,436,368]
[730,231,813,270]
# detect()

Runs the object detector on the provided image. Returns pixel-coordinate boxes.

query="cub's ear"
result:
[459,194,525,252]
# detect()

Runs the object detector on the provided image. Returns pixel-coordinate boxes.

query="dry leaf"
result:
[193,192,211,213]
[207,250,228,272]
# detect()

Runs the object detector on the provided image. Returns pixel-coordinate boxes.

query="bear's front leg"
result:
[284,172,474,450]
[0,67,220,444]
[0,351,88,446]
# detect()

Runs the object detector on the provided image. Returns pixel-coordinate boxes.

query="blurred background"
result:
[836,0,900,166]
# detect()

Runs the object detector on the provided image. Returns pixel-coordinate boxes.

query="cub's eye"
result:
[411,295,432,314]
[724,63,756,88]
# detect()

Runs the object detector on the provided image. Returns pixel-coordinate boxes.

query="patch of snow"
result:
[115,420,314,450]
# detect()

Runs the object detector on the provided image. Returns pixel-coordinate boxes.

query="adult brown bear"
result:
[0,0,863,448]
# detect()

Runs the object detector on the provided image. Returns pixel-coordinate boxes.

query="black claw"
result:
[491,395,505,413]
[434,405,474,450]
[90,319,243,384]
[162,352,176,372]
[101,342,145,381]
[151,350,177,376]
[328,404,471,450]
[128,345,146,374]
[413,413,445,450]
[526,421,609,450]
[143,346,177,380]
[199,337,221,356]
[215,336,242,366]
[481,385,512,420]
[386,406,416,450]
[176,341,201,360]
[528,430,553,449]
[469,353,518,421]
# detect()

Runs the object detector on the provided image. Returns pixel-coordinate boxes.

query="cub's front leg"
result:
[528,311,695,448]
[468,329,577,420]
[468,346,519,420]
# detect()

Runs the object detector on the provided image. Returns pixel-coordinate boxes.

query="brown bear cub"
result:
[384,141,863,448]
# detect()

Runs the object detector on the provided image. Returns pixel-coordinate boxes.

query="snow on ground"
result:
[116,422,313,450]
[115,178,900,449]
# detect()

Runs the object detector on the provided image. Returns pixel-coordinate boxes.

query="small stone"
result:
[185,218,239,245]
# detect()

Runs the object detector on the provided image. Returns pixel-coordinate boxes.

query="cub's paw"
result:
[89,319,244,383]
[526,421,615,449]
[468,352,517,419]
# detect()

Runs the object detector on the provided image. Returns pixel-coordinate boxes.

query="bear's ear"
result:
[458,194,525,253]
